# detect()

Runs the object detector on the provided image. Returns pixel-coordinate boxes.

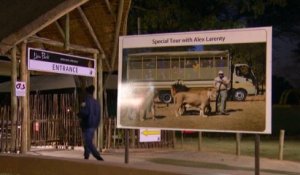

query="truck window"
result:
[157,57,170,80]
[128,58,143,80]
[215,56,227,67]
[143,57,156,80]
[200,57,213,67]
[185,57,199,80]
[171,57,184,80]
[236,65,251,78]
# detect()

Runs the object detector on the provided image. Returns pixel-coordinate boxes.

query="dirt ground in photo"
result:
[120,100,266,132]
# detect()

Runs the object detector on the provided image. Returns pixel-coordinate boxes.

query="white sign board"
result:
[28,48,95,77]
[139,129,161,142]
[117,27,272,134]
[15,81,26,96]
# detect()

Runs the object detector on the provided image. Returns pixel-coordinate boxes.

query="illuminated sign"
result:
[117,27,272,134]
[28,48,95,77]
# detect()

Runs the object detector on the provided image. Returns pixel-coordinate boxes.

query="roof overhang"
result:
[0,0,89,55]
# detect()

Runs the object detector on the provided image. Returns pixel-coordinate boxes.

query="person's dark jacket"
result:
[78,95,100,129]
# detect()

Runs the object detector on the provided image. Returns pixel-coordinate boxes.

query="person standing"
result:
[78,85,104,161]
[214,70,230,115]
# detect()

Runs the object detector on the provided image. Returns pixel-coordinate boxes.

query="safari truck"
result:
[124,50,257,102]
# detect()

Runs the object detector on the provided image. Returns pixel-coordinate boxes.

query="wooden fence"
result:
[0,105,21,153]
[0,91,174,152]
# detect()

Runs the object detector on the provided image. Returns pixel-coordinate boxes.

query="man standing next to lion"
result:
[214,70,230,115]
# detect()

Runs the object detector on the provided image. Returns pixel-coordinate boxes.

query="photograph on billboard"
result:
[117,27,272,134]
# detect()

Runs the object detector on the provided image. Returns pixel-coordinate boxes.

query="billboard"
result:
[28,47,96,77]
[117,27,272,134]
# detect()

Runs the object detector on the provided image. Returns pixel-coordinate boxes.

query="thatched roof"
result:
[0,0,131,72]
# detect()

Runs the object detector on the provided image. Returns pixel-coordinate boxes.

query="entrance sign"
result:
[139,129,161,142]
[117,27,272,134]
[28,48,95,77]
[15,81,26,96]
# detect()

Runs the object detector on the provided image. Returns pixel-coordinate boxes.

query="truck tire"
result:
[233,89,247,101]
[159,93,172,104]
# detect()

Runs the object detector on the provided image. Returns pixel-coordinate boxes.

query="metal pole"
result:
[198,132,202,152]
[172,131,176,148]
[236,133,241,156]
[125,129,129,164]
[255,134,260,175]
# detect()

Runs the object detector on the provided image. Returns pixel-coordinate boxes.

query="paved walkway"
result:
[28,147,300,175]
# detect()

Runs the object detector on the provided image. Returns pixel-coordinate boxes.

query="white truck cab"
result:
[231,64,257,101]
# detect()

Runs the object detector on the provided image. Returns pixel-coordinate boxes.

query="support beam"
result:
[0,0,89,54]
[104,0,116,19]
[110,0,124,71]
[77,7,112,71]
[64,13,70,50]
[55,21,66,39]
[28,36,98,54]
[10,47,18,152]
[20,41,28,153]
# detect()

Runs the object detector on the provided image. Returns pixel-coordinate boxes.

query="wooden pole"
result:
[21,41,28,153]
[97,54,104,151]
[110,0,124,70]
[278,130,285,160]
[236,133,241,156]
[10,46,18,152]
[197,132,202,152]
[93,53,98,148]
[27,67,31,151]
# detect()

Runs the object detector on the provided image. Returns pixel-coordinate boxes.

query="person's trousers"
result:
[82,128,102,160]
[217,90,227,113]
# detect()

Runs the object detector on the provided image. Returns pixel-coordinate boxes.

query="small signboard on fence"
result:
[139,129,161,142]
[15,81,26,96]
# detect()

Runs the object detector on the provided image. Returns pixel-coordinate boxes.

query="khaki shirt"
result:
[214,76,230,90]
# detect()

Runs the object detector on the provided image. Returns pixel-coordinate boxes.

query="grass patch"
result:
[149,158,300,175]
[175,136,300,162]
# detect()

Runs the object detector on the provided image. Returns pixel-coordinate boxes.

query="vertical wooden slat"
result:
[5,106,9,152]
